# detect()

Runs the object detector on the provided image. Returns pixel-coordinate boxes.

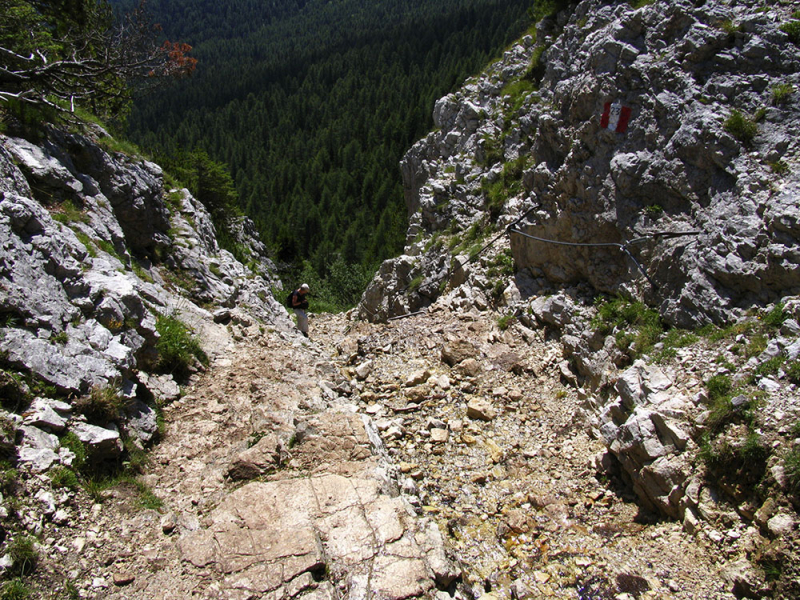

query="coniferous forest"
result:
[119,0,534,307]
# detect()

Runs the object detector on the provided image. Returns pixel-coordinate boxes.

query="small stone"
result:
[683,507,700,535]
[113,572,135,587]
[467,399,496,421]
[435,374,451,390]
[385,425,404,440]
[430,428,449,443]
[160,512,178,534]
[405,369,431,387]
[92,578,108,589]
[767,513,796,537]
[484,438,504,463]
[355,360,374,380]
[533,571,550,583]
[34,490,56,516]
[458,358,482,377]
[755,498,778,527]
[212,308,231,323]
[707,529,724,543]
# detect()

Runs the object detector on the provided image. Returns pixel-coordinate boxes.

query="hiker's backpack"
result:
[286,290,295,308]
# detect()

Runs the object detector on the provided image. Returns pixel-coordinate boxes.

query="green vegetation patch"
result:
[0,578,30,600]
[653,328,699,363]
[771,83,794,106]
[699,430,770,494]
[59,432,87,473]
[8,536,38,577]
[482,156,527,221]
[780,19,800,46]
[497,314,515,330]
[74,384,129,425]
[155,313,208,378]
[407,274,424,294]
[592,297,663,358]
[51,200,89,225]
[724,109,758,146]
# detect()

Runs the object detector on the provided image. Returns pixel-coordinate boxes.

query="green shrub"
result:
[497,314,515,331]
[486,249,515,277]
[479,134,503,167]
[0,461,19,496]
[771,83,794,105]
[700,431,770,492]
[482,157,527,221]
[130,260,154,283]
[503,78,536,110]
[706,374,732,402]
[724,110,758,146]
[654,329,699,363]
[785,447,800,496]
[745,333,768,359]
[741,431,769,462]
[752,355,785,379]
[663,329,699,349]
[49,467,79,490]
[407,275,423,293]
[780,20,800,46]
[529,0,572,21]
[770,160,789,175]
[787,361,800,384]
[73,231,97,258]
[697,321,751,342]
[523,45,547,86]
[0,579,30,600]
[643,204,663,218]
[592,297,663,358]
[95,239,123,262]
[721,20,743,36]
[762,302,788,328]
[155,313,208,377]
[74,384,128,424]
[8,536,38,576]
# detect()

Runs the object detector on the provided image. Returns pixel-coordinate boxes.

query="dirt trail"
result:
[39,310,734,599]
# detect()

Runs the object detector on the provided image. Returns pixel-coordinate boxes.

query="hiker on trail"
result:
[291,283,310,337]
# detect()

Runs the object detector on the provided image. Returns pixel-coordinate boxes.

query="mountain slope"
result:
[121,0,534,275]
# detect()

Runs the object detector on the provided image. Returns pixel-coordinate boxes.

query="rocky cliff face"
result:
[360,0,800,328]
[355,1,800,596]
[0,125,287,471]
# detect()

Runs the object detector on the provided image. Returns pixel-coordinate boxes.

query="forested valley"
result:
[117,0,535,309]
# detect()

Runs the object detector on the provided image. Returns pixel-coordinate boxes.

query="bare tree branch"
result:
[0,0,196,118]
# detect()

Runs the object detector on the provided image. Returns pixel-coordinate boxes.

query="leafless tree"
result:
[0,0,196,116]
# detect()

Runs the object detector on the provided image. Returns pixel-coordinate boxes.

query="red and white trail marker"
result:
[600,100,632,133]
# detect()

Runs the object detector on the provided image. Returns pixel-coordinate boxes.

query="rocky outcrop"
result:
[360,0,800,328]
[356,5,800,592]
[0,126,289,474]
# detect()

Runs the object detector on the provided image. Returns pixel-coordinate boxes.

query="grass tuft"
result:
[155,313,208,378]
[724,109,758,146]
